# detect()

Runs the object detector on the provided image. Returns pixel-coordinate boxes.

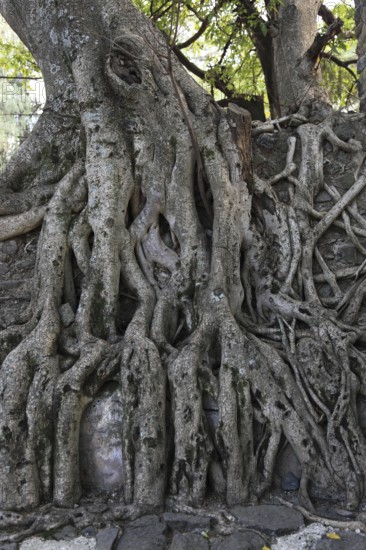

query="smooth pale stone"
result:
[79,382,124,493]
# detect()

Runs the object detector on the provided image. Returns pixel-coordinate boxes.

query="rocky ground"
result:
[2,495,366,550]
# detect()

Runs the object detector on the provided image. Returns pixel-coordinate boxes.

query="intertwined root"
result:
[1,9,366,512]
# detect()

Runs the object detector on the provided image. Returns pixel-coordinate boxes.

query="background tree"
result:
[355,0,366,110]
[136,0,358,116]
[1,0,366,519]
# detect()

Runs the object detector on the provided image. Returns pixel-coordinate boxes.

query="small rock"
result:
[211,532,266,550]
[163,512,211,532]
[315,191,332,202]
[96,527,120,550]
[170,532,209,550]
[281,471,300,491]
[59,303,75,327]
[0,543,18,550]
[52,525,78,540]
[117,515,166,550]
[230,504,304,535]
[80,383,124,493]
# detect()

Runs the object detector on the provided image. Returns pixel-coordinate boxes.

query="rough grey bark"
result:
[272,0,328,115]
[1,0,366,516]
[356,0,366,110]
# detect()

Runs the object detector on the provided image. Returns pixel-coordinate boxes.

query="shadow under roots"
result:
[193,161,213,232]
[116,278,138,335]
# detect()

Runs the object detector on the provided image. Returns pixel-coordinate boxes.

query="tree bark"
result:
[1,0,366,516]
[272,0,328,115]
[355,0,366,111]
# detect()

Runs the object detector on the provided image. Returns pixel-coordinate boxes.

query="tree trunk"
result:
[272,0,328,115]
[255,34,280,119]
[1,0,366,515]
[355,0,366,111]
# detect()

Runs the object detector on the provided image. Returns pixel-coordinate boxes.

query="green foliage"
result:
[136,0,267,101]
[0,38,39,78]
[133,0,359,114]
[0,16,41,78]
[0,0,360,163]
[322,1,358,109]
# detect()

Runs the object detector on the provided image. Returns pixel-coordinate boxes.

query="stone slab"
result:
[230,504,304,535]
[169,533,209,550]
[116,515,166,550]
[163,512,211,532]
[314,531,366,550]
[96,527,120,550]
[211,532,266,550]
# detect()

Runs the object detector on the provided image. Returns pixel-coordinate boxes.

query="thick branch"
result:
[306,18,344,63]
[318,4,336,26]
[176,0,227,49]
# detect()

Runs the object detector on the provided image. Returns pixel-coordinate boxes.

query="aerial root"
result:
[53,339,107,507]
[168,324,214,505]
[277,497,366,533]
[120,335,166,508]
[0,206,46,242]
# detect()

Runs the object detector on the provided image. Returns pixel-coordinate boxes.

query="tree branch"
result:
[237,0,267,36]
[318,4,336,26]
[176,0,227,49]
[320,52,357,80]
[150,0,172,21]
[172,45,234,97]
[306,18,344,63]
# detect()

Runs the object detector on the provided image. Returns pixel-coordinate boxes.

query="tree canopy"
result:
[133,0,358,113]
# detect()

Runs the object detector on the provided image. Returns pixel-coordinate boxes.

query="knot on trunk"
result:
[105,34,148,96]
[110,52,142,85]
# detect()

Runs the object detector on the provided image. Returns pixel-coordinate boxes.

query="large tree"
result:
[1,0,366,516]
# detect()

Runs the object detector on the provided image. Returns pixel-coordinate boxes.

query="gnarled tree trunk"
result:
[1,0,366,516]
